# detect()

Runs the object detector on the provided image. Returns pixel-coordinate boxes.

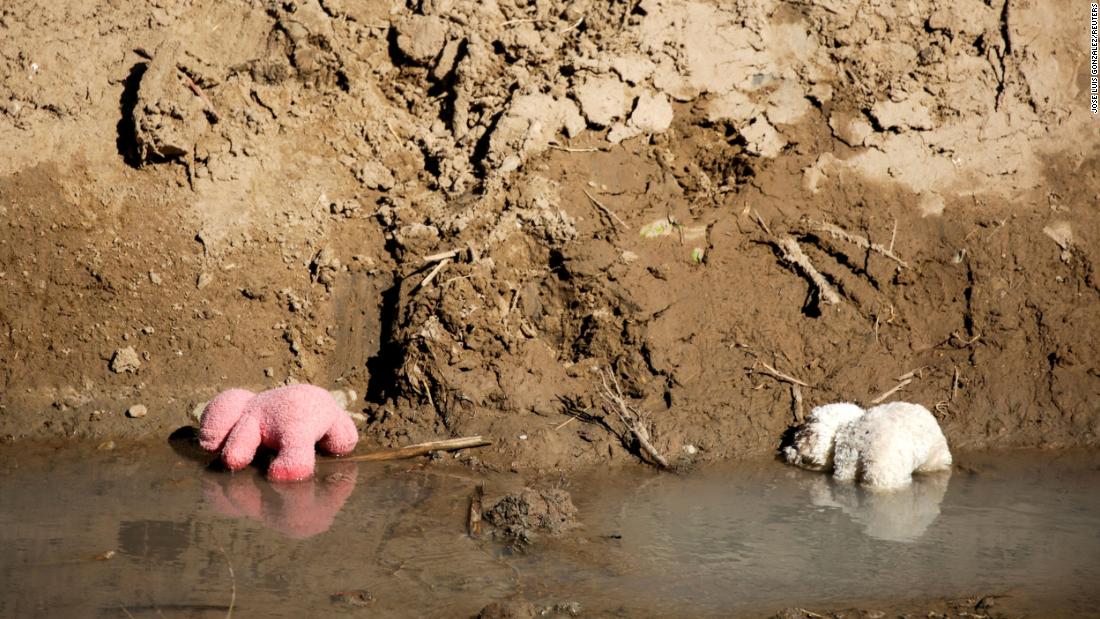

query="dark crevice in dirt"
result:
[963,261,976,337]
[364,269,403,405]
[470,106,507,173]
[115,62,148,168]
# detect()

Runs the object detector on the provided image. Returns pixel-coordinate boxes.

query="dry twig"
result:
[414,258,451,292]
[325,436,492,463]
[868,368,924,405]
[181,73,220,122]
[777,237,842,306]
[951,331,982,347]
[791,384,804,423]
[548,144,602,153]
[597,369,670,469]
[467,485,484,538]
[810,219,909,268]
[752,209,774,237]
[553,415,579,431]
[218,547,236,619]
[755,361,812,388]
[559,15,585,33]
[583,190,630,230]
[423,249,462,263]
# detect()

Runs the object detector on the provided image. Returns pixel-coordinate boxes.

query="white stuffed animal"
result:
[783,401,952,490]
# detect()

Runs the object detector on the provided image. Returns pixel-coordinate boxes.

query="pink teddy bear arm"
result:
[221,413,262,471]
[199,389,256,452]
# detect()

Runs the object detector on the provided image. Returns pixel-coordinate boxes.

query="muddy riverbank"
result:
[2,1,1099,470]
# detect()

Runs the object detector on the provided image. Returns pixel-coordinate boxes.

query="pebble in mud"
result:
[126,404,148,418]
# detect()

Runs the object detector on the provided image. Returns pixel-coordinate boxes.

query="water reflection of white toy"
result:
[784,401,952,490]
[806,474,950,543]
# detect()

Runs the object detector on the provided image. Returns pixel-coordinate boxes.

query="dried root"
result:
[809,219,909,268]
[596,368,670,470]
[777,236,842,307]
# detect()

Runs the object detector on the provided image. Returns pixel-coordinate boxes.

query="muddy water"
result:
[1,442,1098,618]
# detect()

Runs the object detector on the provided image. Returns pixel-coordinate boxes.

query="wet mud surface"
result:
[2,442,1099,618]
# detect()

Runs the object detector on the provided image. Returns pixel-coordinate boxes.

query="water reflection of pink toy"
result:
[198,385,359,481]
[202,463,358,539]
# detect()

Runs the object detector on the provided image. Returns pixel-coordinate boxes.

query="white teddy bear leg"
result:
[859,450,914,490]
[916,437,953,473]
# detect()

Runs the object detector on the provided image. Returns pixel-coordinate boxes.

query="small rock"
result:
[869,98,935,131]
[330,389,358,409]
[196,271,213,289]
[829,112,874,147]
[1043,220,1074,250]
[264,367,275,378]
[740,117,786,158]
[707,90,758,124]
[606,123,641,144]
[431,38,462,80]
[765,80,811,125]
[610,53,656,85]
[629,90,673,133]
[395,15,448,65]
[148,271,163,285]
[97,440,116,451]
[356,161,395,191]
[190,402,206,425]
[573,75,631,128]
[109,347,141,373]
[126,404,148,419]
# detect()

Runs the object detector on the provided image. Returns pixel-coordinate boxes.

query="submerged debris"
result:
[484,488,577,544]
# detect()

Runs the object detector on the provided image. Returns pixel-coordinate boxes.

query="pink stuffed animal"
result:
[199,384,359,481]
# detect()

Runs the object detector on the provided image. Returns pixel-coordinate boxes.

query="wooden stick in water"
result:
[322,436,492,463]
[467,484,484,538]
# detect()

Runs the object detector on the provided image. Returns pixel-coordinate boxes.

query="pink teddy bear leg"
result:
[268,444,318,482]
[318,411,359,455]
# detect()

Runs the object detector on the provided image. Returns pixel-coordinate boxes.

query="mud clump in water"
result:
[476,600,538,619]
[476,599,583,619]
[484,488,577,543]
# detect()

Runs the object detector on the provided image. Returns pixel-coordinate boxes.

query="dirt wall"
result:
[1,0,1098,470]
